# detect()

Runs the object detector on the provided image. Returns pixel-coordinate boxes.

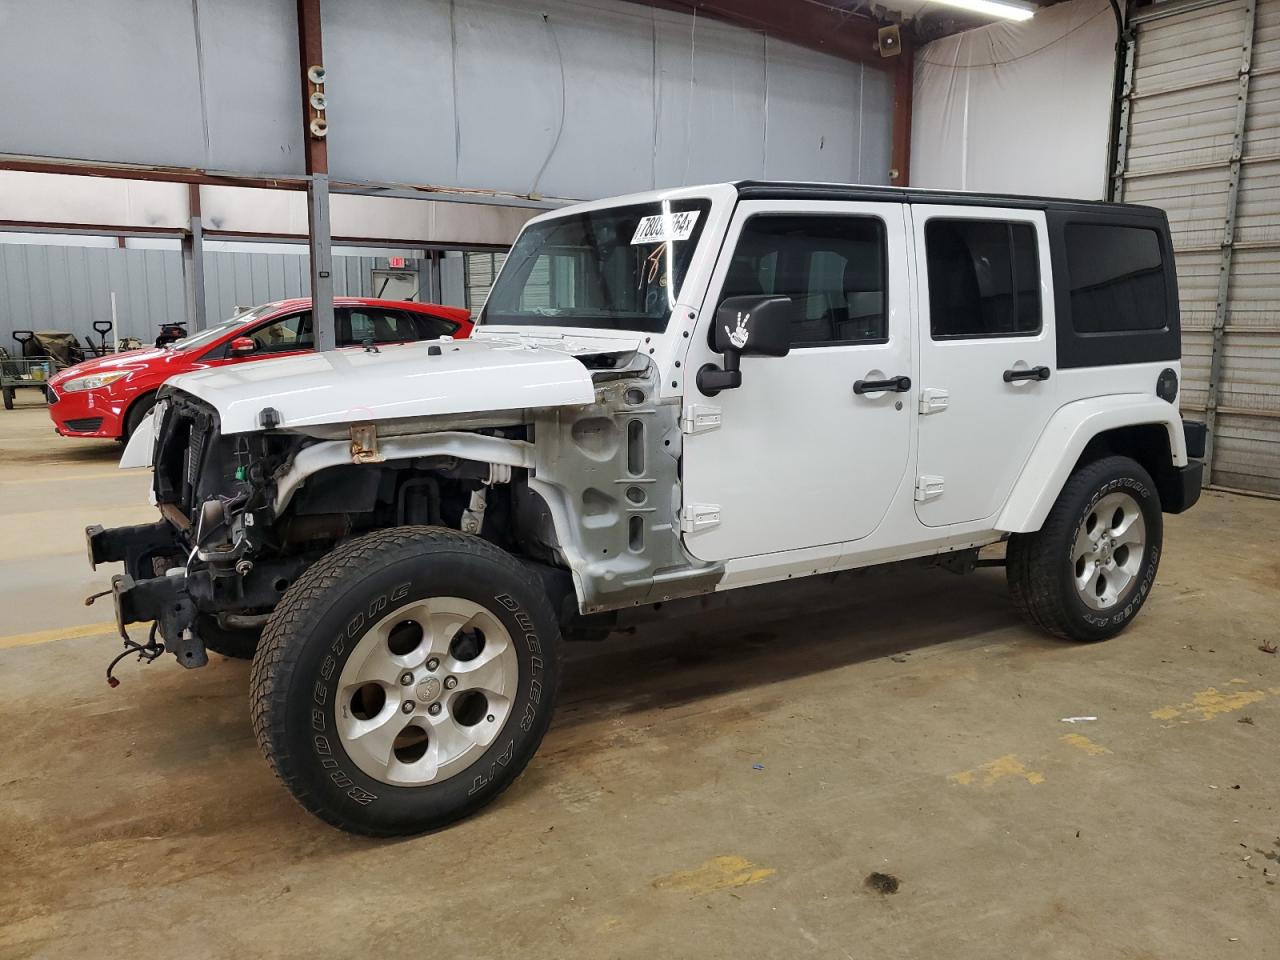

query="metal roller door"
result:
[1115,0,1280,493]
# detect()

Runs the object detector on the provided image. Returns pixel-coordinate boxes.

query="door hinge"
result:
[919,388,949,415]
[680,403,722,435]
[680,503,722,533]
[915,475,945,502]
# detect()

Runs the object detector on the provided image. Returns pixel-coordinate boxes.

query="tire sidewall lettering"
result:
[301,579,550,812]
[1067,474,1160,632]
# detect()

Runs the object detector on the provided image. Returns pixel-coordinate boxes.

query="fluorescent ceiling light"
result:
[930,0,1036,21]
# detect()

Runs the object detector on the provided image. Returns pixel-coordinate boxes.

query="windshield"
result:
[170,304,277,352]
[481,199,711,334]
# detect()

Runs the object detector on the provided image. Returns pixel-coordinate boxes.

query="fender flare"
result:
[996,395,1187,533]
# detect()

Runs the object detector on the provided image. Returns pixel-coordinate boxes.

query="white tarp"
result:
[911,0,1117,199]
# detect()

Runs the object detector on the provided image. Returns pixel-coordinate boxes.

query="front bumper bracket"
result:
[111,572,208,669]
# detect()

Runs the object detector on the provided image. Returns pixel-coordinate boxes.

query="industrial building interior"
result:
[0,0,1277,956]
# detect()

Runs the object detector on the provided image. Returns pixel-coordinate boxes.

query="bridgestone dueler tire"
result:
[1006,455,1163,643]
[250,526,562,836]
[197,614,261,660]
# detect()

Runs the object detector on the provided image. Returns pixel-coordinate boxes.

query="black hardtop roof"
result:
[733,180,1159,218]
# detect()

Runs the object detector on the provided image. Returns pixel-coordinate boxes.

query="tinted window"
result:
[409,311,460,339]
[720,215,888,346]
[1065,224,1167,333]
[926,220,1041,338]
[339,308,456,346]
[250,312,312,353]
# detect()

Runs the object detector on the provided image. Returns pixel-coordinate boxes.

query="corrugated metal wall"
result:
[202,252,385,323]
[1118,0,1280,493]
[0,245,469,353]
[0,244,186,350]
[463,253,506,320]
[0,0,895,201]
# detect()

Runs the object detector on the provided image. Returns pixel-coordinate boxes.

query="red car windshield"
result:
[169,305,277,352]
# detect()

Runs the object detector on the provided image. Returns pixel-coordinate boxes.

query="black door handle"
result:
[854,375,912,395]
[1003,365,1051,383]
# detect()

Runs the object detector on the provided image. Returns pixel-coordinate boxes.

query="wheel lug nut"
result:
[401,701,415,714]
[444,676,458,690]
[426,657,440,672]
[399,672,414,686]
[428,703,442,716]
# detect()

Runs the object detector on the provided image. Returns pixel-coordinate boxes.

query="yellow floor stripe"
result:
[0,621,119,650]
[0,470,138,484]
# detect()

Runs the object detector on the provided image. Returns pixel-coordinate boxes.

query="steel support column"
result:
[297,0,335,352]
[889,34,914,185]
[1202,0,1257,481]
[181,183,208,331]
[429,251,444,305]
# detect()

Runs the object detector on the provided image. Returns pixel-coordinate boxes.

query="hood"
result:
[50,346,168,385]
[168,337,602,434]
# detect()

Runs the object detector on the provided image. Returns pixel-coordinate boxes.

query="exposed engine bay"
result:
[89,346,723,671]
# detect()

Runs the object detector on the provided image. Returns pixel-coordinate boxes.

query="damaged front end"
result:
[87,385,541,679]
[88,390,313,673]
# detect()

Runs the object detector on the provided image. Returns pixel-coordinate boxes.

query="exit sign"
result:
[388,256,406,268]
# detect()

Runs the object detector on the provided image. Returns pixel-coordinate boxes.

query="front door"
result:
[681,201,913,562]
[912,207,1059,527]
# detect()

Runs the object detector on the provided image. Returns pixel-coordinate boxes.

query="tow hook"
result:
[105,624,166,688]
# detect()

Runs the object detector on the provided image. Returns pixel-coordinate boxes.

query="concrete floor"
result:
[1,400,1277,959]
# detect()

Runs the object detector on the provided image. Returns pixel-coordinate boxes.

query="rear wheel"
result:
[1007,455,1163,642]
[2,387,13,410]
[250,526,561,836]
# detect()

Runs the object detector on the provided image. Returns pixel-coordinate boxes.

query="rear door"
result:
[912,207,1059,526]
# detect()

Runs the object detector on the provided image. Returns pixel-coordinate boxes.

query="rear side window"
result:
[1064,224,1167,332]
[408,311,460,339]
[720,214,888,347]
[339,308,456,346]
[926,220,1041,339]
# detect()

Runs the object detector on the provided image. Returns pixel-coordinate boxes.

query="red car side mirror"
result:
[229,337,257,356]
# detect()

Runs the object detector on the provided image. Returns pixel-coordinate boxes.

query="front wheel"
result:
[121,392,157,442]
[250,526,562,836]
[1007,455,1163,642]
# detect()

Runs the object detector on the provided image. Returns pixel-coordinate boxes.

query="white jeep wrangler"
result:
[89,181,1204,835]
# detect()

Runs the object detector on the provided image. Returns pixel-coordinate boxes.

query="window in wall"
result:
[926,220,1041,339]
[719,215,888,347]
[250,311,312,352]
[1064,224,1167,333]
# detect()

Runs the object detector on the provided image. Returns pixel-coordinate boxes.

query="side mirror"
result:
[229,336,257,356]
[697,295,793,396]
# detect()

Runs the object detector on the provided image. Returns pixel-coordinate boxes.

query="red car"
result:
[47,297,474,441]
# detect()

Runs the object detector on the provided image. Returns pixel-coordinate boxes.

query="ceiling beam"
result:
[627,0,897,70]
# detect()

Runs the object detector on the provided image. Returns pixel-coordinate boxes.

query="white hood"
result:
[168,336,605,434]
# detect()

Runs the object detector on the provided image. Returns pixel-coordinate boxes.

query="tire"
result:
[2,387,13,411]
[197,614,261,660]
[121,392,157,442]
[1007,455,1163,642]
[250,526,562,836]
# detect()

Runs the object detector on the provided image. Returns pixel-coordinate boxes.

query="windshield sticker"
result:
[631,210,700,245]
